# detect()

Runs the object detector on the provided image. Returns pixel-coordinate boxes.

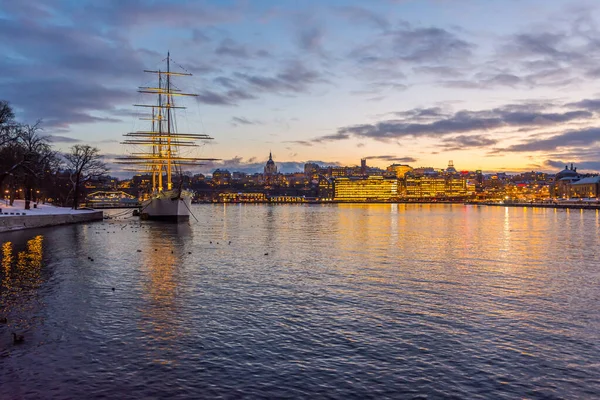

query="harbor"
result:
[3,0,600,398]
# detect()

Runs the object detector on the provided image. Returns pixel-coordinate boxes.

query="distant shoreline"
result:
[201,200,600,210]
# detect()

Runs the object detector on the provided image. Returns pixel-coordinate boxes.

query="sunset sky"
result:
[2,0,600,175]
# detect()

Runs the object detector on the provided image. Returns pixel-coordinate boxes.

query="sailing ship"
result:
[117,53,217,221]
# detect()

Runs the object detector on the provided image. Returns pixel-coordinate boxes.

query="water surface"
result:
[1,204,599,398]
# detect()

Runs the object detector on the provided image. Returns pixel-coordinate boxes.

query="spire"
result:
[269,151,273,161]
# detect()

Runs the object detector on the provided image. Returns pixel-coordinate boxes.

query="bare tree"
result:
[64,145,108,209]
[18,123,57,209]
[0,122,55,196]
[0,100,18,147]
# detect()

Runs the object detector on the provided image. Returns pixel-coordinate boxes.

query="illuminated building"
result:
[569,176,600,198]
[304,163,319,179]
[386,164,413,179]
[318,177,334,199]
[333,176,398,201]
[232,172,247,181]
[411,167,436,175]
[212,169,231,185]
[86,191,139,207]
[405,176,446,198]
[219,192,266,202]
[551,164,579,198]
[405,175,474,198]
[445,160,457,174]
[268,195,307,203]
[264,152,277,176]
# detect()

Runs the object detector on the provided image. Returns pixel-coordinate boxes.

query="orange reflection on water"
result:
[2,241,13,288]
[138,232,181,365]
[1,235,44,319]
[2,241,12,272]
[16,235,44,287]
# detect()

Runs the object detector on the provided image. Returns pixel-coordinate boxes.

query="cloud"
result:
[442,135,498,150]
[43,135,82,143]
[335,6,390,31]
[364,155,417,163]
[299,26,325,53]
[501,127,600,152]
[235,60,323,94]
[544,159,600,173]
[349,26,473,67]
[323,103,592,143]
[81,1,242,30]
[215,38,250,58]
[231,116,262,126]
[413,65,464,78]
[0,78,129,127]
[215,38,270,59]
[286,140,313,146]
[195,89,257,106]
[502,32,575,63]
[566,98,600,111]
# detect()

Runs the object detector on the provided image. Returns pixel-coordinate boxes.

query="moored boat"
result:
[117,53,218,221]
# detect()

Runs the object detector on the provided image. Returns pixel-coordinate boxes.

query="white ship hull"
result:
[141,190,192,222]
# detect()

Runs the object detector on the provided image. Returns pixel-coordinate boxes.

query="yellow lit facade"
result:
[405,176,474,198]
[386,164,413,179]
[218,192,266,202]
[334,176,398,201]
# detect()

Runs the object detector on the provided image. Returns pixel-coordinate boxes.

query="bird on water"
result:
[12,333,24,344]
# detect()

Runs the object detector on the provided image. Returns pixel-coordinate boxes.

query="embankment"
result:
[0,211,104,233]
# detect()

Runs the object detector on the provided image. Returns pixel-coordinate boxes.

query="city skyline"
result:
[3,0,600,176]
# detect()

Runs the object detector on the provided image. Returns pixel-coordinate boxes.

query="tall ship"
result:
[117,53,216,221]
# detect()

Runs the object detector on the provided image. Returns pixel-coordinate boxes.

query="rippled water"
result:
[1,204,600,399]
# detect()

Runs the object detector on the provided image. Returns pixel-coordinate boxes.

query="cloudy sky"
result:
[3,0,600,175]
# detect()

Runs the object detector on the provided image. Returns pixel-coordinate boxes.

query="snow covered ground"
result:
[0,200,97,216]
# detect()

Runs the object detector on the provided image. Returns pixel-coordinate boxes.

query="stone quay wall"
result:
[0,211,104,233]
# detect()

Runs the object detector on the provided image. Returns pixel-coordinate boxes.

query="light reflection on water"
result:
[1,204,600,398]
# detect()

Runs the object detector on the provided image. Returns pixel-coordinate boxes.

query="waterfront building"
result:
[405,175,474,199]
[85,191,140,208]
[386,164,413,179]
[551,164,579,198]
[218,192,267,202]
[333,176,398,201]
[268,195,307,203]
[570,176,600,198]
[318,177,334,200]
[405,175,446,198]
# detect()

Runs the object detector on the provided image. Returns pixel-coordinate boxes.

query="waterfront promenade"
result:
[472,200,600,210]
[0,200,103,232]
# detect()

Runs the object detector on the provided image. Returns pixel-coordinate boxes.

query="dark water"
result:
[1,204,599,399]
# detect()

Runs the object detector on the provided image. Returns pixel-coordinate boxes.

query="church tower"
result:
[264,151,277,175]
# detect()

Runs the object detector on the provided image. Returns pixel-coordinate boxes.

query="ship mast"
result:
[116,53,219,193]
